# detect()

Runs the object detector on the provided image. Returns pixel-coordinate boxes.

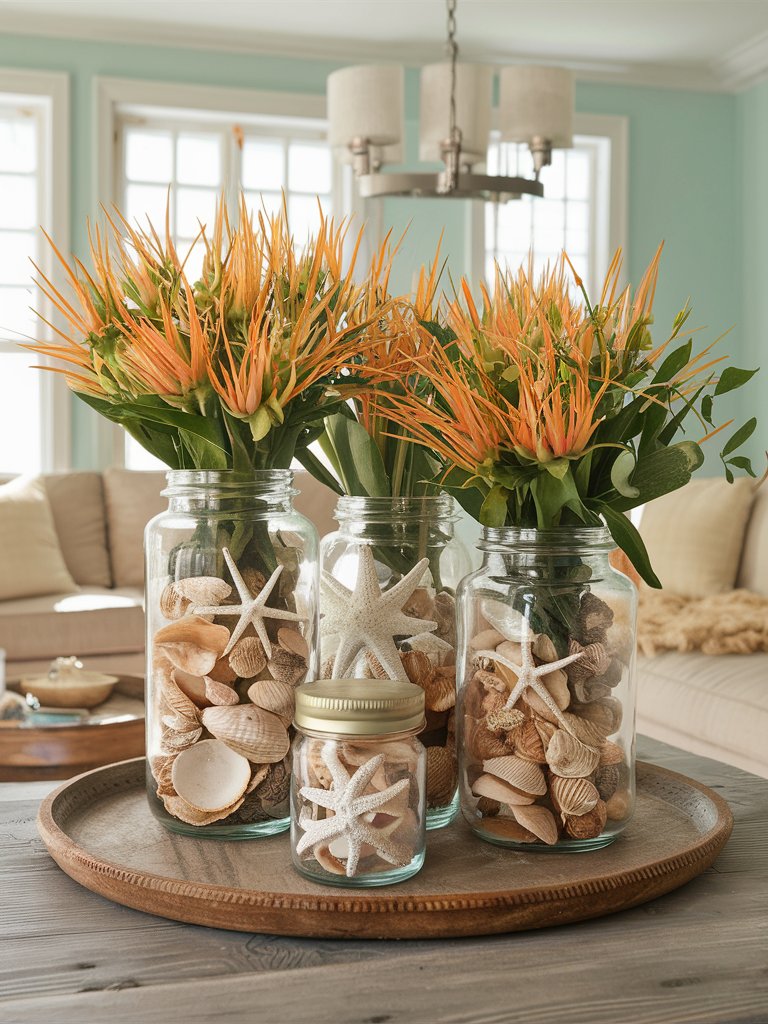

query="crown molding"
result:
[0,8,750,94]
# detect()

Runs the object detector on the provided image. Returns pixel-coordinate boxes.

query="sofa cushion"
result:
[639,477,756,597]
[44,472,112,588]
[737,485,768,596]
[0,476,78,602]
[103,469,167,588]
[0,587,144,663]
[293,469,338,539]
[637,651,768,777]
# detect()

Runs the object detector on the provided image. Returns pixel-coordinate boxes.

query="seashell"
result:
[480,817,538,842]
[255,759,291,815]
[201,704,290,763]
[176,576,232,608]
[606,789,632,821]
[312,844,348,875]
[496,640,523,664]
[482,690,506,719]
[433,591,456,645]
[511,719,548,763]
[469,628,505,651]
[364,651,390,679]
[541,668,570,710]
[479,670,507,696]
[546,729,601,778]
[240,567,267,595]
[594,657,623,689]
[161,713,193,732]
[155,615,230,676]
[207,656,238,685]
[171,668,209,707]
[566,639,611,684]
[268,646,307,685]
[160,582,190,620]
[476,796,500,817]
[277,627,308,660]
[426,746,457,806]
[247,678,295,725]
[534,718,558,746]
[229,636,267,679]
[203,677,239,706]
[305,739,334,788]
[161,727,203,752]
[403,586,435,621]
[533,633,559,663]
[160,674,200,726]
[485,706,525,734]
[578,592,615,645]
[510,803,559,845]
[424,666,456,712]
[599,740,624,766]
[471,773,535,806]
[401,649,432,687]
[561,711,608,748]
[402,631,454,667]
[564,798,608,840]
[467,719,510,760]
[245,763,271,793]
[170,738,251,812]
[162,793,245,826]
[570,697,623,736]
[550,776,599,820]
[570,678,612,704]
[483,755,547,796]
[594,764,620,801]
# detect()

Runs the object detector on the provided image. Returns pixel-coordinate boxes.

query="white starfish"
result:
[297,746,411,877]
[476,620,584,730]
[193,547,303,659]
[321,545,437,681]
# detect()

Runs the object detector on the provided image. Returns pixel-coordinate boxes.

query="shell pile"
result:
[150,569,309,828]
[462,592,632,846]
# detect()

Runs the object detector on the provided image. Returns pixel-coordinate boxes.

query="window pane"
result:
[125,183,171,229]
[533,199,566,251]
[566,150,591,201]
[176,187,218,238]
[178,237,206,283]
[177,133,221,187]
[0,285,37,341]
[0,351,41,473]
[0,115,36,173]
[288,194,327,242]
[497,198,532,250]
[541,150,566,200]
[288,142,332,194]
[0,231,36,285]
[244,190,284,222]
[125,130,173,183]
[125,435,165,470]
[0,173,37,229]
[242,139,285,191]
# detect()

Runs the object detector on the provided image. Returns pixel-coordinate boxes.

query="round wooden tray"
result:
[36,758,732,939]
[0,677,144,782]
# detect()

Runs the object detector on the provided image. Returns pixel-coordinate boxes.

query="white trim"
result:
[0,68,71,472]
[714,30,768,91]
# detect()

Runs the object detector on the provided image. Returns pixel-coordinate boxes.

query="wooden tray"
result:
[0,677,144,782]
[36,758,732,939]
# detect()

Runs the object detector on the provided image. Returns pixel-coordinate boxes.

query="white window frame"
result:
[0,68,70,473]
[471,112,629,293]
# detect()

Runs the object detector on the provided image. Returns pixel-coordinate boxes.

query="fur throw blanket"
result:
[637,589,768,657]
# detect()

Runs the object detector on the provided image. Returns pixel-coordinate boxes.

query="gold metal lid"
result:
[294,680,426,736]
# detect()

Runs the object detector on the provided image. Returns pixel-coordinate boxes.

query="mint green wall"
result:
[0,32,756,470]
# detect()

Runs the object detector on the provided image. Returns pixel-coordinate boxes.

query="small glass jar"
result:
[457,527,637,851]
[291,679,427,886]
[144,470,318,839]
[320,495,471,830]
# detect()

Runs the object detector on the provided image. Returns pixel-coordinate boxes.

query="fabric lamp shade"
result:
[327,65,404,150]
[419,63,492,165]
[499,66,574,148]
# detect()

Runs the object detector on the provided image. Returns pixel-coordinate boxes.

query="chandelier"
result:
[326,0,573,203]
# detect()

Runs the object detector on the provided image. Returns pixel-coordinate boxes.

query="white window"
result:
[98,80,335,469]
[0,72,69,475]
[481,115,627,298]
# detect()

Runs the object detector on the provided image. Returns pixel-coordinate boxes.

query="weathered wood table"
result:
[1,736,766,1024]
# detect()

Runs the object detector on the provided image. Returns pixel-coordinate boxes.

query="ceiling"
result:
[2,0,768,89]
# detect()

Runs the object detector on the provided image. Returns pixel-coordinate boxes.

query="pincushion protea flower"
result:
[27,197,397,471]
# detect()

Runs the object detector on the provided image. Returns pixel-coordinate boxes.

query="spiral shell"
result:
[550,775,600,820]
[483,755,547,796]
[546,729,601,778]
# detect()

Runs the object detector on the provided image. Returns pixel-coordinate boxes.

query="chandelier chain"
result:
[446,0,460,145]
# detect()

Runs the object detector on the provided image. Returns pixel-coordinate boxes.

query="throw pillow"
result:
[638,477,756,597]
[0,475,78,601]
[103,468,167,588]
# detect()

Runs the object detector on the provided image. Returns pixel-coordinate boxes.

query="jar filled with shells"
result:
[291,679,427,886]
[145,470,318,838]
[457,527,636,851]
[319,495,471,830]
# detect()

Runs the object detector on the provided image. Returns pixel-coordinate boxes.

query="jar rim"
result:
[163,469,297,498]
[335,493,458,524]
[479,525,614,552]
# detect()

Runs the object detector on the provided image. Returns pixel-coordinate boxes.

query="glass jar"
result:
[457,527,636,851]
[319,495,471,830]
[145,470,318,839]
[291,679,427,886]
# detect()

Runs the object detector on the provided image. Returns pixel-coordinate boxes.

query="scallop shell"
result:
[160,674,200,727]
[564,798,608,839]
[467,719,509,760]
[160,582,190,620]
[550,775,599,820]
[510,803,559,845]
[566,639,612,684]
[424,666,456,712]
[600,740,624,765]
[229,636,267,679]
[570,697,623,736]
[546,729,601,778]
[480,817,538,843]
[561,711,608,748]
[426,746,457,806]
[247,678,295,725]
[267,646,307,685]
[177,576,232,607]
[162,793,245,826]
[203,677,239,706]
[201,704,290,763]
[579,592,615,645]
[154,615,230,676]
[483,755,547,796]
[313,844,347,875]
[161,726,203,753]
[511,719,548,763]
[170,738,251,812]
[401,649,432,687]
[471,773,535,806]
[277,627,308,660]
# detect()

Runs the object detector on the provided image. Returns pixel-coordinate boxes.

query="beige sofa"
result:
[0,468,337,682]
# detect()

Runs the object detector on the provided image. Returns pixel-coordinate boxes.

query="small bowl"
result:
[20,671,119,709]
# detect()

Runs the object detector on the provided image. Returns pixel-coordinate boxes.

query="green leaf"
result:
[439,467,487,522]
[593,501,662,589]
[542,458,570,480]
[651,339,692,385]
[726,455,757,476]
[529,466,586,528]
[479,484,509,527]
[491,463,536,490]
[610,440,704,512]
[323,413,389,497]
[701,394,714,425]
[610,449,640,498]
[714,366,758,396]
[294,446,344,495]
[721,417,757,458]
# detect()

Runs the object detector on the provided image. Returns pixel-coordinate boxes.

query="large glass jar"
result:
[291,679,426,886]
[145,470,318,838]
[457,527,636,850]
[319,495,471,829]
